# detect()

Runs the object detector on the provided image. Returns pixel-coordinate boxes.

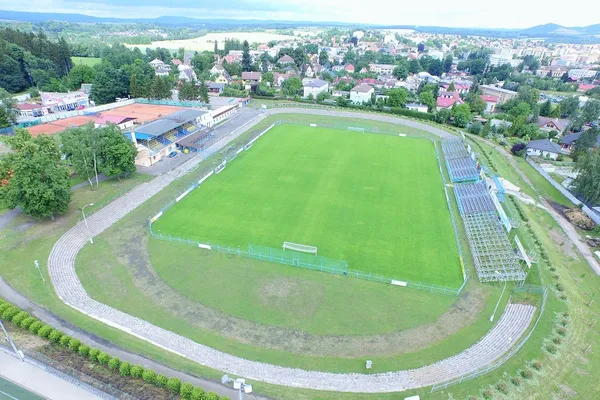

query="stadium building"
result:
[130,109,215,166]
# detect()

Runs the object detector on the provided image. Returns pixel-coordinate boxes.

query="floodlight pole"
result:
[0,319,24,361]
[490,271,507,322]
[82,203,95,244]
[34,260,45,284]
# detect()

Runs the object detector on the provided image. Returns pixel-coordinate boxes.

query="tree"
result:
[241,40,251,72]
[213,41,218,54]
[417,43,425,52]
[178,79,199,101]
[2,129,70,218]
[574,148,600,204]
[150,76,173,100]
[387,88,408,107]
[560,96,580,118]
[581,99,600,125]
[508,101,532,121]
[61,124,101,188]
[511,142,527,156]
[281,77,302,97]
[199,81,209,103]
[418,90,435,112]
[393,64,408,80]
[0,88,16,127]
[435,108,451,124]
[91,63,129,104]
[319,50,329,66]
[470,59,486,75]
[443,55,453,73]
[573,128,599,160]
[67,64,95,90]
[469,121,483,135]
[262,72,274,86]
[408,59,421,74]
[539,99,553,117]
[98,125,137,178]
[447,82,456,92]
[427,59,443,77]
[452,103,472,128]
[466,92,486,115]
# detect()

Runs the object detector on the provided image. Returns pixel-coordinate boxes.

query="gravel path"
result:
[47,109,537,392]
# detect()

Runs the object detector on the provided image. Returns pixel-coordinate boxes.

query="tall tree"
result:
[574,148,600,204]
[98,125,137,178]
[443,55,453,73]
[241,40,251,72]
[539,99,553,117]
[393,64,408,80]
[573,128,599,160]
[560,96,580,118]
[67,64,96,90]
[179,79,199,101]
[61,123,102,189]
[150,76,173,100]
[387,88,408,107]
[418,90,435,112]
[199,81,209,103]
[408,59,421,74]
[319,50,329,66]
[2,129,71,218]
[452,103,472,128]
[0,88,16,127]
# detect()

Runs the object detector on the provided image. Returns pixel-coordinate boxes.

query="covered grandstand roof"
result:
[135,109,206,137]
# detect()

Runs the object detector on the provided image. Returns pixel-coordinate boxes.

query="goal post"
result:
[347,126,365,134]
[282,242,318,256]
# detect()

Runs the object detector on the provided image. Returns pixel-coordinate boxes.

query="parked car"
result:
[168,151,178,158]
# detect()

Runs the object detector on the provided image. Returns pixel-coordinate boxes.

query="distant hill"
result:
[0,10,599,43]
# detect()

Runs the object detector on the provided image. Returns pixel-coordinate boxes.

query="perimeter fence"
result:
[148,119,468,296]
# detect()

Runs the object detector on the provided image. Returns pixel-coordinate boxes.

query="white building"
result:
[489,54,514,67]
[369,63,395,75]
[427,50,444,60]
[350,84,374,104]
[405,103,428,113]
[303,79,329,98]
[568,69,597,80]
[40,91,90,112]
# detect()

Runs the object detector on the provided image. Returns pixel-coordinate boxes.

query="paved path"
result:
[45,109,538,392]
[0,351,103,400]
[469,134,600,275]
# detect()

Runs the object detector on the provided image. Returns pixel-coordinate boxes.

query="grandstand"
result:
[454,181,526,283]
[442,140,480,182]
[132,109,210,156]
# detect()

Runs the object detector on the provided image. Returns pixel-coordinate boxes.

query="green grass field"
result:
[71,56,101,66]
[153,125,462,287]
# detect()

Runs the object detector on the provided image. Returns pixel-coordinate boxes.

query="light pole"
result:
[34,260,45,284]
[0,319,24,361]
[490,270,507,322]
[82,203,94,244]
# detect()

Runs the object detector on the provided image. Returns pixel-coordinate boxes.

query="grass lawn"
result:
[71,56,101,66]
[153,125,462,287]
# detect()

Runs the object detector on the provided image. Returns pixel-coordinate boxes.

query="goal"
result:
[347,126,365,133]
[282,241,318,255]
[214,161,227,174]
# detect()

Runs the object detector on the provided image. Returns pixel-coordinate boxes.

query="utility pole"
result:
[34,260,45,284]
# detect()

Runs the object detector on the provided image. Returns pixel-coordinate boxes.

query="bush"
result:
[521,369,533,379]
[0,303,11,314]
[553,336,562,345]
[561,319,569,327]
[28,321,43,334]
[59,335,72,347]
[390,107,436,121]
[205,393,219,400]
[190,387,205,400]
[68,338,81,352]
[510,142,527,156]
[37,325,52,339]
[2,306,20,321]
[557,327,567,336]
[48,329,63,343]
[483,389,494,399]
[496,382,509,394]
[88,348,100,362]
[130,365,144,379]
[119,362,131,377]
[547,344,558,354]
[155,374,168,387]
[11,311,29,326]
[97,352,111,365]
[20,317,36,329]
[107,357,121,371]
[78,344,90,357]
[167,377,181,394]
[556,283,564,292]
[142,369,156,384]
[511,376,522,386]
[468,396,480,400]
[180,382,194,399]
[532,361,542,370]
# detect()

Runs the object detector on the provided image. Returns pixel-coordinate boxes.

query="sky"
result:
[1,0,600,29]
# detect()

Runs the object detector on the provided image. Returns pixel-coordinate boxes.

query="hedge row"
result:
[0,299,229,400]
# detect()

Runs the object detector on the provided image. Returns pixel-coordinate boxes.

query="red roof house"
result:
[345,64,355,73]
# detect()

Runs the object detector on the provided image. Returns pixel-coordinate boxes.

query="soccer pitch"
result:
[153,124,463,287]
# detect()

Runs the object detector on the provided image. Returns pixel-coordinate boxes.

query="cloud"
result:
[0,0,599,28]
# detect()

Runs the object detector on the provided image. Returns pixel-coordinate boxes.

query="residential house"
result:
[210,64,225,75]
[155,67,170,77]
[350,83,374,104]
[441,83,471,94]
[538,117,570,137]
[332,90,349,97]
[578,83,596,92]
[149,58,165,69]
[272,72,288,87]
[278,54,295,65]
[369,63,395,75]
[489,119,513,131]
[172,59,183,66]
[480,95,499,113]
[208,83,226,95]
[383,79,399,89]
[568,69,597,80]
[526,139,562,160]
[480,85,518,105]
[303,79,329,98]
[436,92,464,110]
[417,71,440,83]
[345,64,356,73]
[331,65,345,72]
[178,68,197,82]
[303,64,315,78]
[559,131,600,154]
[547,65,568,78]
[241,71,262,89]
[406,103,428,113]
[214,70,233,84]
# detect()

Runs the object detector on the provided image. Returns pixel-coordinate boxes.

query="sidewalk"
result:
[0,351,103,400]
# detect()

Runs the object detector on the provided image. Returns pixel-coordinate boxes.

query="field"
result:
[71,56,101,66]
[126,31,296,52]
[153,124,462,287]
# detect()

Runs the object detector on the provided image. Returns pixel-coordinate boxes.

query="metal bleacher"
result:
[442,140,480,183]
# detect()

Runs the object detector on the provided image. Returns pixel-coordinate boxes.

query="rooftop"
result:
[135,109,206,137]
[304,79,329,88]
[351,84,374,93]
[526,139,562,153]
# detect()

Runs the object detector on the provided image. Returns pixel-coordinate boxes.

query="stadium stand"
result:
[442,140,480,182]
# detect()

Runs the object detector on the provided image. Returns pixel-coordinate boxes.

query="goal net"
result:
[215,161,227,174]
[283,242,317,255]
[347,126,365,133]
